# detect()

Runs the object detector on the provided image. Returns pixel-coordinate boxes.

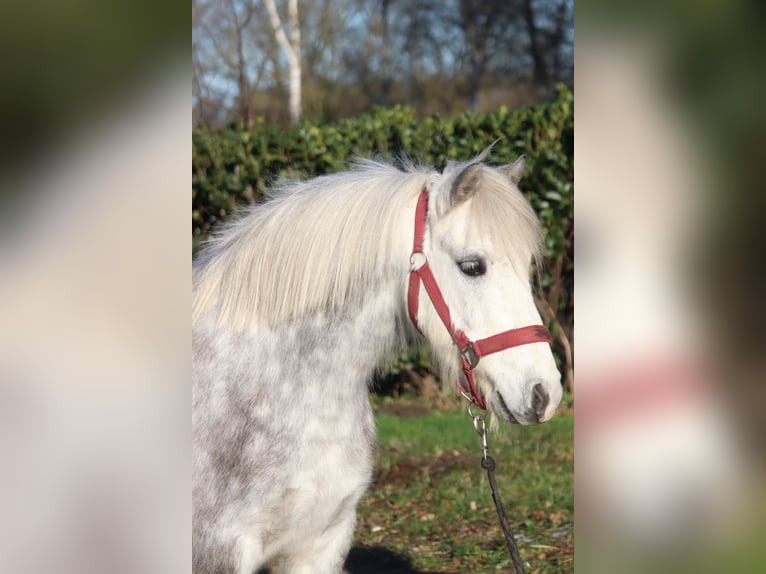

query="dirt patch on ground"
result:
[374,453,476,487]
[376,403,430,417]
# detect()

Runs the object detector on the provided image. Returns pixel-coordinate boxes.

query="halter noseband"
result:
[407,187,553,410]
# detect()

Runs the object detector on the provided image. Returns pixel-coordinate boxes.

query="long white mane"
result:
[192,157,542,330]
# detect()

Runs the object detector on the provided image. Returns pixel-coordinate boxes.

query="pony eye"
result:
[457,258,486,277]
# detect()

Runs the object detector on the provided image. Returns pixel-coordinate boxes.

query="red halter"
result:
[407,187,553,410]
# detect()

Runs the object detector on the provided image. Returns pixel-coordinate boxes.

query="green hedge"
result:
[193,87,573,390]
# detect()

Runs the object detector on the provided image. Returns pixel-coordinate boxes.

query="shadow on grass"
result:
[255,546,448,574]
[345,545,446,574]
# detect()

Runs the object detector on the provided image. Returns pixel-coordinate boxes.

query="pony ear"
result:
[499,155,526,185]
[450,162,483,207]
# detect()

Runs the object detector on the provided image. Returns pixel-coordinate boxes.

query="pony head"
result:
[412,156,562,424]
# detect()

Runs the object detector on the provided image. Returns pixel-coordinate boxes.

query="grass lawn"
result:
[347,393,574,574]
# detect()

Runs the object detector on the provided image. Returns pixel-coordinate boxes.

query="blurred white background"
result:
[575,3,766,570]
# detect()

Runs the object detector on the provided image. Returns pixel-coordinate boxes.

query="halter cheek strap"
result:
[407,187,553,410]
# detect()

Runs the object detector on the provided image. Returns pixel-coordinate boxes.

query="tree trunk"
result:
[264,0,302,123]
[551,0,568,84]
[236,31,251,128]
[287,0,301,123]
[380,0,392,107]
[222,0,255,127]
[287,51,301,123]
[468,55,483,111]
[523,0,550,89]
[192,50,208,126]
[459,0,488,112]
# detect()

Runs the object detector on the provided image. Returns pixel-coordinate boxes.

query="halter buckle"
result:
[461,342,480,368]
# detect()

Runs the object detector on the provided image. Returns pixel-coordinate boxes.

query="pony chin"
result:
[480,362,563,426]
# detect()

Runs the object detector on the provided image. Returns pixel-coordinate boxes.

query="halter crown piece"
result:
[407,187,553,410]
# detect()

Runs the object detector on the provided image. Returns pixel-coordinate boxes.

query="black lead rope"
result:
[470,408,526,574]
[482,455,526,574]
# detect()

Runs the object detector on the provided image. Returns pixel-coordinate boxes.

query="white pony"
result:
[192,153,562,573]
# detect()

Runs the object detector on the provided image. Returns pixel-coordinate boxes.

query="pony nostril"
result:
[532,383,549,421]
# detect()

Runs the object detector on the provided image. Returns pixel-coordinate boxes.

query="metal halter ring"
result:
[409,252,427,271]
[467,402,484,423]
